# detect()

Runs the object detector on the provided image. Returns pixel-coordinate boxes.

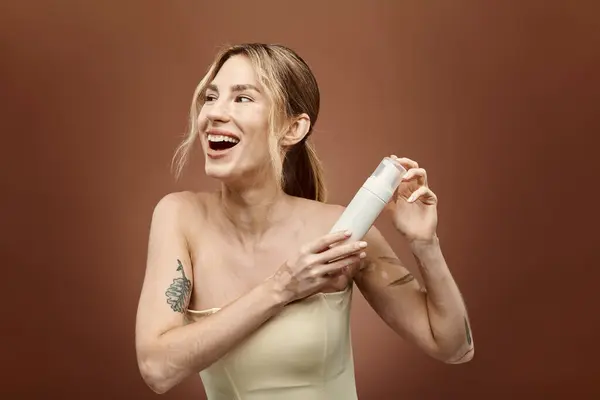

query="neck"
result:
[218,175,293,240]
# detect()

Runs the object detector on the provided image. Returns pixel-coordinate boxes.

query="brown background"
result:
[1,0,598,399]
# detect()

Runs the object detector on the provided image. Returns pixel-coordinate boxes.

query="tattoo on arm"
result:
[378,256,403,266]
[165,259,192,313]
[464,317,472,345]
[447,320,474,363]
[388,273,415,287]
[376,256,415,287]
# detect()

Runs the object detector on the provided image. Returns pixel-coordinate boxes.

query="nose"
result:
[205,97,231,123]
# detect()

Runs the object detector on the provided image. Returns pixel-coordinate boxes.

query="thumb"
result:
[384,194,397,213]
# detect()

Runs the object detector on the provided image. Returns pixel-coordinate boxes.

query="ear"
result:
[279,113,311,147]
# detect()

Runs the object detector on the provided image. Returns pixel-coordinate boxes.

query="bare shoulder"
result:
[314,201,346,222]
[153,191,204,214]
[292,197,347,231]
[294,197,391,250]
[151,191,212,225]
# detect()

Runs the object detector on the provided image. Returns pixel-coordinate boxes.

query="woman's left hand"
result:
[386,155,438,242]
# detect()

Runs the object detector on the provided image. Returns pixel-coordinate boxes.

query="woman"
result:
[135,43,474,399]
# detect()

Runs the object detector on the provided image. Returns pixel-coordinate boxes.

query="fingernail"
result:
[358,241,367,248]
[407,194,415,202]
[359,252,367,258]
[345,230,352,236]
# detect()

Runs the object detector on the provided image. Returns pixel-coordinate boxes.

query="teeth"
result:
[207,134,240,144]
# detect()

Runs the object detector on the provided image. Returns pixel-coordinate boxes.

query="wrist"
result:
[409,234,449,277]
[408,233,440,250]
[261,273,293,310]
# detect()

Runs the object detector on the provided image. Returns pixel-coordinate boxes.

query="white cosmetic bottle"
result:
[329,157,407,242]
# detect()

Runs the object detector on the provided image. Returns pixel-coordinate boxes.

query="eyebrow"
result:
[206,83,261,93]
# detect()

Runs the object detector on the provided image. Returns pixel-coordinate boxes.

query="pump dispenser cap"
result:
[363,157,407,202]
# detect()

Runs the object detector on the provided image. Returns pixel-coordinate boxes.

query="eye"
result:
[204,93,217,102]
[235,95,253,103]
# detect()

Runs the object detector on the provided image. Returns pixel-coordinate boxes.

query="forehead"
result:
[211,55,260,87]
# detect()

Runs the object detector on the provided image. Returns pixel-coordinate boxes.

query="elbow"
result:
[145,379,171,395]
[443,345,475,364]
[137,354,176,394]
[418,333,475,365]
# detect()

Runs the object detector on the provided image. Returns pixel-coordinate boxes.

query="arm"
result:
[354,227,474,364]
[134,193,286,394]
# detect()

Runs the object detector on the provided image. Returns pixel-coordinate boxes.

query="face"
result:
[197,55,273,183]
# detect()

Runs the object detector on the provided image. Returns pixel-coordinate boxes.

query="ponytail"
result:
[282,139,327,202]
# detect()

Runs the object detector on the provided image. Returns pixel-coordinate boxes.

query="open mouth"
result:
[207,134,240,151]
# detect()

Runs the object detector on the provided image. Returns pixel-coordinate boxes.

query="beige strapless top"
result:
[186,285,358,400]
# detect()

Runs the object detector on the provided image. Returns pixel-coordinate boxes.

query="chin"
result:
[204,160,238,181]
[203,153,252,185]
[201,137,272,186]
[204,156,272,189]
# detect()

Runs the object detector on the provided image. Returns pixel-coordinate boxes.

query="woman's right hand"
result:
[269,230,368,305]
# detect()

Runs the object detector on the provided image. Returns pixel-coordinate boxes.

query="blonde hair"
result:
[172,43,327,202]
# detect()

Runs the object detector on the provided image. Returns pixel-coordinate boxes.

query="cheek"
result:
[235,106,267,125]
[235,108,270,138]
[254,107,272,134]
[196,111,208,130]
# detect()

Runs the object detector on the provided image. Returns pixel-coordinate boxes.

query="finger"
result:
[392,156,419,170]
[390,182,400,203]
[318,240,368,264]
[384,197,396,213]
[407,186,438,205]
[401,167,428,186]
[341,256,365,275]
[315,252,366,276]
[303,230,352,254]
